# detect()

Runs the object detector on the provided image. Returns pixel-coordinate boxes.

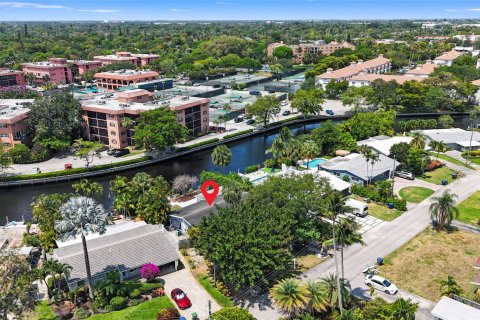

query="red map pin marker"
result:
[201,180,220,206]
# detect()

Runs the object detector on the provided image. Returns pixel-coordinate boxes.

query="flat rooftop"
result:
[0,69,23,75]
[0,100,32,122]
[421,128,480,144]
[22,61,67,68]
[162,85,220,97]
[205,73,270,85]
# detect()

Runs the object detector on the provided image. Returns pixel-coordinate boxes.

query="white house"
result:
[421,128,480,151]
[433,50,464,66]
[357,135,413,156]
[431,296,480,320]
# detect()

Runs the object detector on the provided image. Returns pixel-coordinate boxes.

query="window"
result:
[111,139,117,144]
[110,122,115,127]
[202,110,208,115]
[110,131,116,136]
[0,124,6,128]
[0,133,7,138]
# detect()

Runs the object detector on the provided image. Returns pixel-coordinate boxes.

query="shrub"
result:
[8,143,31,164]
[156,308,180,320]
[212,307,256,320]
[223,129,254,139]
[108,296,127,311]
[129,289,141,299]
[140,263,160,282]
[175,138,220,152]
[386,197,407,211]
[245,164,259,174]
[425,160,444,172]
[74,307,91,319]
[151,287,165,297]
[172,174,198,195]
[128,298,143,307]
[73,286,90,305]
[57,307,72,320]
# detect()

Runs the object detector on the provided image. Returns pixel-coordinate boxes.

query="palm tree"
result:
[390,298,418,320]
[358,145,373,184]
[40,260,72,300]
[429,140,446,160]
[429,190,459,229]
[325,192,351,314]
[269,278,309,319]
[305,280,328,314]
[212,145,232,172]
[410,131,426,150]
[266,127,293,162]
[72,179,104,200]
[337,217,365,279]
[301,140,321,170]
[320,273,351,311]
[222,182,242,206]
[369,152,380,184]
[55,196,108,300]
[440,275,464,296]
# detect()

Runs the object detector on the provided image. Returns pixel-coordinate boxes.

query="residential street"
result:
[245,168,480,320]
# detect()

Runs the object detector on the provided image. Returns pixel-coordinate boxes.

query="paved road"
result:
[246,170,480,320]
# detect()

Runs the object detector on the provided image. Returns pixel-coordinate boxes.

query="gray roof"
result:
[320,153,396,181]
[53,224,179,282]
[421,128,480,145]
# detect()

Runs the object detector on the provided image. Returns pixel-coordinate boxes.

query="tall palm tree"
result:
[266,127,293,162]
[72,179,104,200]
[320,273,351,311]
[440,275,464,296]
[358,145,373,184]
[269,278,309,319]
[325,192,351,314]
[55,196,108,300]
[429,190,459,229]
[305,280,328,314]
[369,152,380,184]
[390,298,418,320]
[212,145,232,172]
[337,217,365,279]
[410,131,426,150]
[429,140,446,160]
[301,140,321,170]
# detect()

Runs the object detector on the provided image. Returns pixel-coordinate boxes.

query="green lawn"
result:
[368,202,403,221]
[32,301,57,320]
[418,167,458,185]
[197,275,233,307]
[88,297,175,320]
[457,191,480,226]
[465,157,480,165]
[399,186,434,203]
[433,153,475,170]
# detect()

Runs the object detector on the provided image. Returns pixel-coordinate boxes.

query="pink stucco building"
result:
[81,89,209,149]
[94,69,159,91]
[93,52,159,67]
[0,68,26,87]
[68,60,102,75]
[22,58,73,84]
[0,100,32,148]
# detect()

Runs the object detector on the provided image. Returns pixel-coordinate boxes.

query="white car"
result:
[365,275,398,295]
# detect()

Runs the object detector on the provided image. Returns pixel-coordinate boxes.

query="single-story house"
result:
[431,296,480,320]
[421,128,480,151]
[52,222,180,291]
[357,135,413,156]
[319,153,397,185]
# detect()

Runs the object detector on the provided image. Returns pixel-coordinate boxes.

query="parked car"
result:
[326,109,335,116]
[64,163,73,170]
[395,171,414,180]
[112,149,130,157]
[365,275,398,295]
[249,90,262,96]
[281,100,289,106]
[30,167,41,174]
[107,149,116,156]
[282,110,291,116]
[246,119,255,125]
[171,288,192,309]
[234,115,244,123]
[345,198,369,217]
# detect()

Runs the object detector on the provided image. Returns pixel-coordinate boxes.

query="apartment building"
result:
[68,60,102,75]
[267,41,355,63]
[317,55,391,89]
[405,60,438,77]
[22,58,73,84]
[0,100,33,148]
[93,52,159,67]
[81,89,209,148]
[94,69,159,91]
[348,73,424,87]
[433,50,464,66]
[0,68,26,88]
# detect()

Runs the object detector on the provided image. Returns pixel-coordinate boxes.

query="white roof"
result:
[431,296,480,320]
[457,140,480,147]
[421,128,480,145]
[357,136,413,156]
[276,167,351,192]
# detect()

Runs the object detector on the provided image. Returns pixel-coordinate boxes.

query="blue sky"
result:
[1,0,480,21]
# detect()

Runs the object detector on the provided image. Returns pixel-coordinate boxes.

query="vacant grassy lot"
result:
[399,186,434,203]
[418,167,458,185]
[457,191,480,226]
[368,202,403,221]
[297,254,324,271]
[88,297,175,320]
[381,228,480,301]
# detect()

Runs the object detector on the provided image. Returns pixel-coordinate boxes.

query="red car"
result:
[171,288,192,309]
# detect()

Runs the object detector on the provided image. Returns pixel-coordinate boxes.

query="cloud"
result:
[170,8,190,12]
[0,1,67,9]
[216,1,232,4]
[445,9,458,12]
[78,9,121,13]
[467,8,480,11]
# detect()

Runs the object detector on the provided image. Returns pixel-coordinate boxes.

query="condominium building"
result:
[81,89,209,148]
[22,58,73,84]
[405,60,438,77]
[348,73,424,87]
[0,100,33,147]
[267,41,355,63]
[94,69,159,91]
[433,50,464,66]
[0,68,26,87]
[93,52,159,67]
[68,60,102,75]
[453,34,480,42]
[317,55,391,89]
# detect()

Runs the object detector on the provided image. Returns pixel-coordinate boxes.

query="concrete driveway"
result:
[160,257,220,320]
[393,177,441,197]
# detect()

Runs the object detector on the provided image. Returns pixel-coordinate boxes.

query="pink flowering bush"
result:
[140,263,160,282]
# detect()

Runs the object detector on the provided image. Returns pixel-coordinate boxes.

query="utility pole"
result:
[391,156,396,195]
[208,300,212,318]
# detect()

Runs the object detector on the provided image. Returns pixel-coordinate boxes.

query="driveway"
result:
[160,256,220,320]
[393,177,441,196]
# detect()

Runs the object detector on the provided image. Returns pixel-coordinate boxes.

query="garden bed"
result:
[87,296,175,320]
[399,186,434,203]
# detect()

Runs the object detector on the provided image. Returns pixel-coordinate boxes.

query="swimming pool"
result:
[301,158,327,168]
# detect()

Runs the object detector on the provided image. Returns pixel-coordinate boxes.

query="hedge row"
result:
[0,156,151,182]
[175,138,220,152]
[223,129,254,140]
[269,115,302,126]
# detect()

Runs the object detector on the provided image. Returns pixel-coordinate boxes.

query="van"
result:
[345,198,369,217]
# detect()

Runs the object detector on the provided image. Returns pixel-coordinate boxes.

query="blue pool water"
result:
[302,158,326,168]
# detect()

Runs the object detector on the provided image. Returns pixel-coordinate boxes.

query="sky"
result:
[2,0,480,21]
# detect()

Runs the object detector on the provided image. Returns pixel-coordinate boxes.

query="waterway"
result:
[0,114,475,223]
